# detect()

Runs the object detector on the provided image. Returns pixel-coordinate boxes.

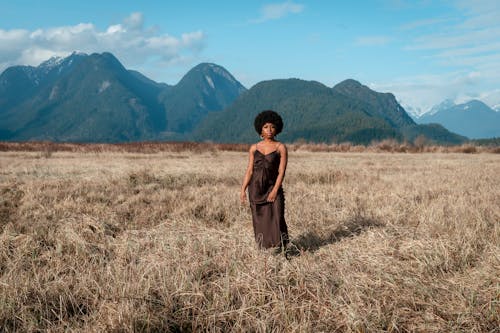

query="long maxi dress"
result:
[248,149,289,249]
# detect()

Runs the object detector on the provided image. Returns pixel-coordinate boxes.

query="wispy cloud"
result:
[0,12,206,76]
[384,0,500,111]
[400,17,454,31]
[404,0,500,58]
[251,1,304,23]
[373,66,500,112]
[456,0,500,27]
[354,35,391,46]
[372,71,479,112]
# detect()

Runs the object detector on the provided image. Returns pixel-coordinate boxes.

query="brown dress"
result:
[248,149,289,248]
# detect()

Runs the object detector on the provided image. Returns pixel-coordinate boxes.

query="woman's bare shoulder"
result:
[249,143,258,152]
[277,142,287,153]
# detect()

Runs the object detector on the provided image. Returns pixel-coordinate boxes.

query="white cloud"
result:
[106,24,125,35]
[123,12,144,31]
[408,25,500,51]
[181,31,206,52]
[0,28,29,42]
[372,68,500,113]
[479,89,500,110]
[0,29,30,64]
[456,0,500,27]
[392,0,500,112]
[252,1,304,23]
[19,48,69,67]
[0,12,206,82]
[403,0,500,65]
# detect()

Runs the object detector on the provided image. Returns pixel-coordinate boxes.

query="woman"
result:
[240,110,289,249]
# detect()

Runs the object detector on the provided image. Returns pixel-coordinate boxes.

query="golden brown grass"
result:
[0,140,499,154]
[1,147,499,332]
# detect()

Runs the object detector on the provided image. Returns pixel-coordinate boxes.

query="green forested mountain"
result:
[0,52,466,144]
[159,63,246,134]
[0,52,166,141]
[0,53,246,142]
[400,123,467,145]
[193,78,465,144]
[333,79,415,128]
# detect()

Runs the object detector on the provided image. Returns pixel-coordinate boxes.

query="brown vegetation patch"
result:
[0,150,498,331]
[290,215,383,254]
[1,140,499,154]
[0,185,24,232]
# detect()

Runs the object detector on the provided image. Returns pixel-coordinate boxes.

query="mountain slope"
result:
[0,52,166,141]
[419,100,500,139]
[400,123,467,145]
[193,78,466,144]
[159,63,246,133]
[0,52,87,113]
[0,54,246,142]
[333,79,415,128]
[193,79,406,144]
[0,52,467,144]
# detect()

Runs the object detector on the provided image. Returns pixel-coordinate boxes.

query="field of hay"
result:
[1,146,499,332]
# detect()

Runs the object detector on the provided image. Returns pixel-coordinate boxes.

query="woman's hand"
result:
[266,189,278,202]
[240,190,247,205]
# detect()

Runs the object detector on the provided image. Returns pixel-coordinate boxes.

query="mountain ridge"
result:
[333,79,415,128]
[194,78,465,144]
[0,52,246,142]
[418,99,500,139]
[159,62,246,134]
[0,51,473,144]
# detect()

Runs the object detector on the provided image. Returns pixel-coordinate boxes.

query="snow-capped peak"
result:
[400,103,425,119]
[39,56,65,70]
[428,99,455,115]
[71,51,87,56]
[38,51,87,70]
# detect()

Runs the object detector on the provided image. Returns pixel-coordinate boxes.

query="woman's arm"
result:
[240,144,256,204]
[267,143,288,202]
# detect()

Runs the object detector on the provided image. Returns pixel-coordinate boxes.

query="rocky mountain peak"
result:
[177,63,245,93]
[333,79,415,128]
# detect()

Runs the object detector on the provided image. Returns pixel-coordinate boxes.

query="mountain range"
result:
[416,100,500,139]
[0,52,244,142]
[194,78,465,144]
[0,51,473,144]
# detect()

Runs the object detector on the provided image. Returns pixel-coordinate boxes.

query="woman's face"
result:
[261,122,277,139]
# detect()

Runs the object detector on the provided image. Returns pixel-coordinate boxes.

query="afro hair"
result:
[254,110,283,135]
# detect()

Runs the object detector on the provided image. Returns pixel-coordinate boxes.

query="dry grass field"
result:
[0,144,499,332]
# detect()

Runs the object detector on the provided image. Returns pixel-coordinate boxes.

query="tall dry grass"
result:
[0,148,499,332]
[1,140,499,154]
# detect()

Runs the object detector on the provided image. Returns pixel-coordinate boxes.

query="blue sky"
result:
[1,0,500,114]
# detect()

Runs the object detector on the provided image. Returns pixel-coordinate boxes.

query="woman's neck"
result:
[262,138,276,143]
